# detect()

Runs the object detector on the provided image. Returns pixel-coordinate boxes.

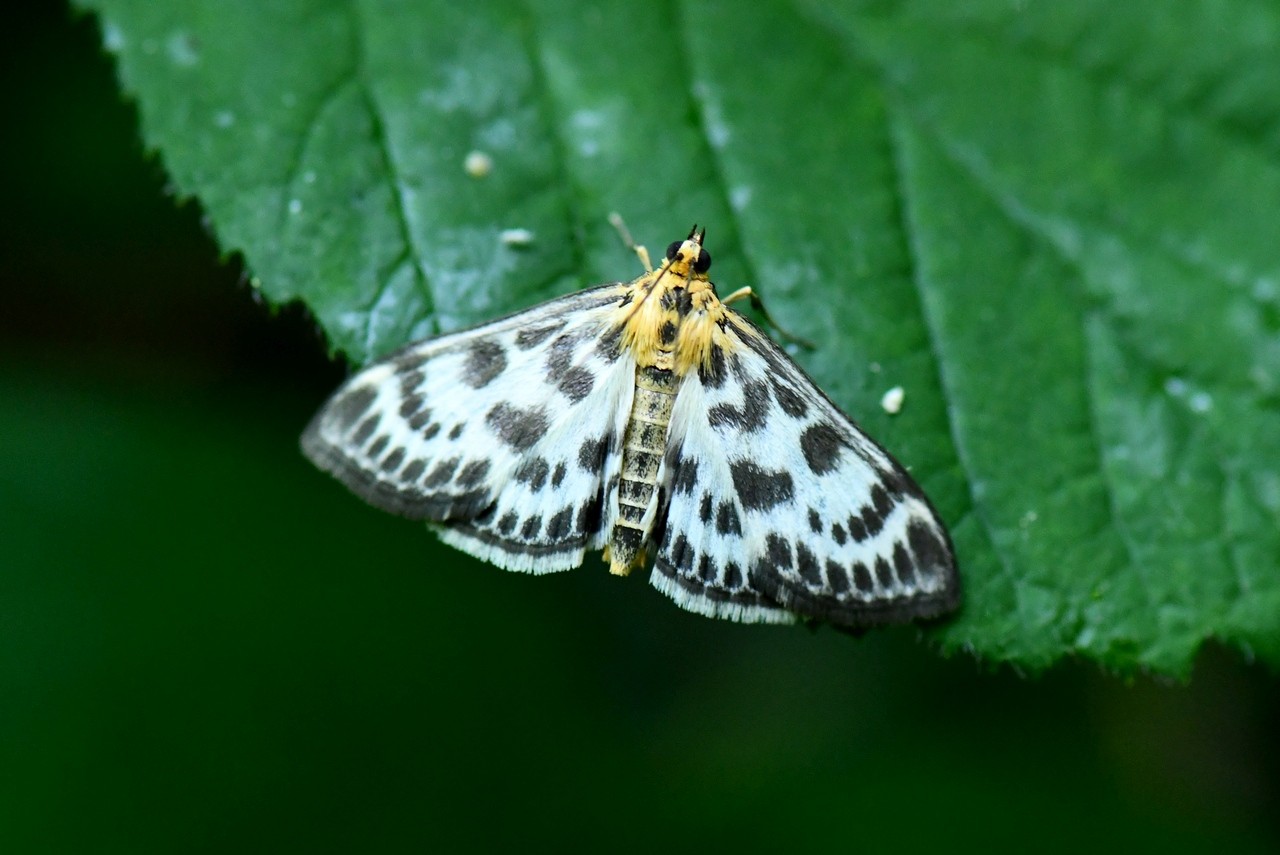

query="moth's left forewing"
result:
[654,311,958,629]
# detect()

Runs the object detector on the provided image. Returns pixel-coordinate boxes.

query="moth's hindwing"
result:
[302,283,635,573]
[650,312,959,628]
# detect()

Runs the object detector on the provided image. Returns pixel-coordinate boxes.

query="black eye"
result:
[665,240,683,261]
[693,248,712,274]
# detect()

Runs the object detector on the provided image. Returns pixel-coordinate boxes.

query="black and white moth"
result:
[303,226,960,628]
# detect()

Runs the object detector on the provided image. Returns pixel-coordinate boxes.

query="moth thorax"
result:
[609,365,680,575]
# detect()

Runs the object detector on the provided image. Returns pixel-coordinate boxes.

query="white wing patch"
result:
[303,283,633,573]
[651,314,958,627]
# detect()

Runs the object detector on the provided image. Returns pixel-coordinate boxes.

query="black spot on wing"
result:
[353,415,380,447]
[671,455,699,495]
[546,507,574,541]
[577,492,603,535]
[872,483,894,517]
[515,456,551,491]
[368,435,389,459]
[448,422,465,441]
[396,352,428,373]
[729,461,794,511]
[331,387,377,430]
[715,502,742,536]
[877,464,914,500]
[498,512,518,535]
[380,447,405,472]
[796,542,822,586]
[860,485,894,538]
[893,541,916,586]
[800,422,846,475]
[402,459,426,482]
[557,366,595,403]
[456,460,491,488]
[401,396,427,422]
[399,394,425,419]
[908,518,953,580]
[463,339,507,388]
[707,380,770,433]
[520,515,542,540]
[724,561,743,589]
[486,403,548,451]
[698,554,717,583]
[698,492,713,524]
[760,533,793,572]
[671,535,694,571]
[551,462,567,489]
[852,562,874,593]
[874,556,894,589]
[770,376,808,418]
[408,410,433,431]
[578,434,609,472]
[545,332,579,377]
[831,522,847,546]
[399,370,424,397]
[808,508,822,533]
[424,457,461,488]
[826,560,850,594]
[515,320,566,350]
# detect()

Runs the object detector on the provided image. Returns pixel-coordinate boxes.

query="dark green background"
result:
[3,5,1277,851]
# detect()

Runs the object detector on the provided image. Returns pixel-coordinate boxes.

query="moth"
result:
[303,225,959,628]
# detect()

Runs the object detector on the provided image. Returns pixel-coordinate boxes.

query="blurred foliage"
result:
[1,4,1278,851]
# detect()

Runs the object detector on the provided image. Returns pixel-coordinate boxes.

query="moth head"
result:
[665,225,712,278]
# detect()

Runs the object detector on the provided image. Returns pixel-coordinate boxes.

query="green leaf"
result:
[79,0,1280,676]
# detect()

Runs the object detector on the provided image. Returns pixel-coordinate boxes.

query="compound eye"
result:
[693,248,712,274]
[665,240,684,261]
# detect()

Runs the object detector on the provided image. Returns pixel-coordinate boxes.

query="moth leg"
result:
[608,211,652,273]
[721,286,815,349]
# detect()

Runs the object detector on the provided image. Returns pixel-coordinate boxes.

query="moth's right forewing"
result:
[302,283,633,536]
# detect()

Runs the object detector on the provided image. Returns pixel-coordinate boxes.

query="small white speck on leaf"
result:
[500,228,535,247]
[880,386,905,415]
[464,150,493,178]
